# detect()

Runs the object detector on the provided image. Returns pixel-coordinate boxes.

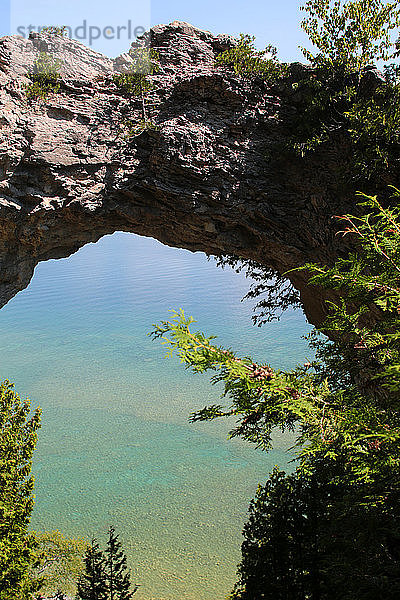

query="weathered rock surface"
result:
[0,22,377,325]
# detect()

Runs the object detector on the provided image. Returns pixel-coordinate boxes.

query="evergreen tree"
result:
[105,526,137,600]
[76,539,107,600]
[231,467,326,600]
[0,380,41,600]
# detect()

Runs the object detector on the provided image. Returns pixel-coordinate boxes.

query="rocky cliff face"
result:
[0,22,365,325]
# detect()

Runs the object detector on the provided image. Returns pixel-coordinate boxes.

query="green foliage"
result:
[40,25,68,37]
[384,62,400,86]
[77,539,108,600]
[126,119,159,136]
[113,48,159,128]
[216,34,287,81]
[343,80,400,175]
[128,47,160,75]
[300,0,400,73]
[285,64,400,177]
[151,192,400,481]
[31,530,87,596]
[299,190,400,397]
[113,48,159,95]
[112,73,154,97]
[0,380,41,600]
[151,307,316,451]
[76,530,137,600]
[105,526,137,600]
[231,467,325,600]
[26,52,62,101]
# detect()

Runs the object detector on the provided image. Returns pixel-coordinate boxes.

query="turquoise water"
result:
[0,233,312,599]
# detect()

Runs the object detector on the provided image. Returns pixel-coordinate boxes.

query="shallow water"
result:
[0,232,312,599]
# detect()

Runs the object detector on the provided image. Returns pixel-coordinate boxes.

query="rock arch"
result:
[0,22,372,325]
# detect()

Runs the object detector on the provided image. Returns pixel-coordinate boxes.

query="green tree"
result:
[231,467,326,600]
[105,527,137,600]
[300,0,400,73]
[76,539,108,600]
[267,0,400,179]
[233,460,400,600]
[0,380,41,600]
[31,530,87,596]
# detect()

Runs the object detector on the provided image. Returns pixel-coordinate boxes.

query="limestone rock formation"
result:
[0,22,372,325]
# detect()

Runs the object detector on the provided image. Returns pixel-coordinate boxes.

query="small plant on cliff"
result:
[216,34,287,81]
[0,380,41,600]
[113,48,160,124]
[121,118,159,138]
[112,72,154,96]
[25,51,62,101]
[128,47,160,76]
[39,25,68,37]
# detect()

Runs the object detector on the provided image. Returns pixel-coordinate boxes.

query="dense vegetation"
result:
[218,0,400,185]
[32,531,87,597]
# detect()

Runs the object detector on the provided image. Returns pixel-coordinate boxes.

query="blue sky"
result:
[1,0,308,60]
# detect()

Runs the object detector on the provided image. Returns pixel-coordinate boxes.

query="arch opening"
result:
[0,231,311,599]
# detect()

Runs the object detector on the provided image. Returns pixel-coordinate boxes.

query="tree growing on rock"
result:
[112,48,160,133]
